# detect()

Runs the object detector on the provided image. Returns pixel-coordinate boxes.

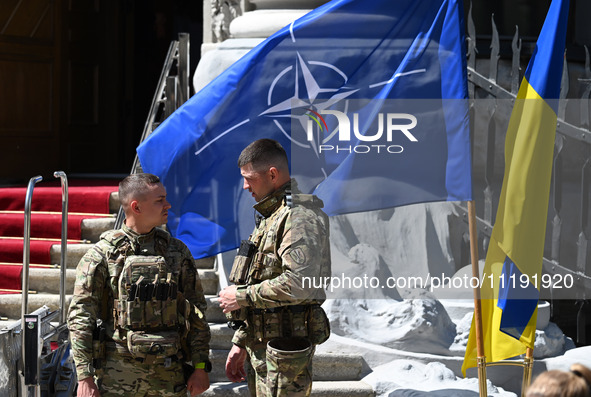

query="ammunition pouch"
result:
[126,329,182,366]
[111,254,189,368]
[229,240,257,284]
[248,304,330,345]
[266,337,313,397]
[115,255,179,330]
[306,304,330,345]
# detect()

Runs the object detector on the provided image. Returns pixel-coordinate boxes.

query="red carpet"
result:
[0,213,107,240]
[0,182,118,293]
[0,239,57,264]
[0,186,116,213]
[0,266,22,292]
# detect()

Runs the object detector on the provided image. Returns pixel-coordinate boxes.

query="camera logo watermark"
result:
[305,109,418,154]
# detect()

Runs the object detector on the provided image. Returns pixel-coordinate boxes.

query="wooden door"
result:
[0,0,124,180]
[0,0,62,179]
[62,0,123,174]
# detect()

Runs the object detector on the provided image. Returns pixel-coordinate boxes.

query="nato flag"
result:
[137,0,472,259]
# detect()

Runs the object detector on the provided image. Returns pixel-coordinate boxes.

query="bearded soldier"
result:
[219,139,331,397]
[68,173,211,397]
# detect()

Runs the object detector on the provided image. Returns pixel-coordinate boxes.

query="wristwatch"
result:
[194,361,212,373]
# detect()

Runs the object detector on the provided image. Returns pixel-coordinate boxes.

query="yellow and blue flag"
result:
[462,0,569,375]
[137,0,472,259]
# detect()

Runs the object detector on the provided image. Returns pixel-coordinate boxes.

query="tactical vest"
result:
[229,191,331,344]
[100,229,187,364]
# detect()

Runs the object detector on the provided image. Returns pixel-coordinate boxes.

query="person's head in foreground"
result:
[526,363,591,397]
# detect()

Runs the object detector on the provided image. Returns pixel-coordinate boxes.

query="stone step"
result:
[195,256,217,270]
[208,349,365,383]
[209,322,235,349]
[50,243,94,268]
[109,192,119,213]
[202,381,374,397]
[0,293,72,320]
[205,296,226,323]
[81,217,116,243]
[28,268,76,294]
[199,269,220,296]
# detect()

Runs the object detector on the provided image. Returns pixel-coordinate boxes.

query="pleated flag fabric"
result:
[462,0,569,376]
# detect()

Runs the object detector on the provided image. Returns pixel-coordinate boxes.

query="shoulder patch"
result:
[100,230,128,246]
[289,247,306,265]
[292,194,324,209]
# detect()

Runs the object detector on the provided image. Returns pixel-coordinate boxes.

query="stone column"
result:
[194,0,329,91]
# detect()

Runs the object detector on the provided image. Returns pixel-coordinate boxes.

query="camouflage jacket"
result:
[232,180,331,347]
[67,224,210,380]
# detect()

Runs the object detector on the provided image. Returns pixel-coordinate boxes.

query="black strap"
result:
[252,304,315,315]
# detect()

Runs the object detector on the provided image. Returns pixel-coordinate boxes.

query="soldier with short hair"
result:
[68,173,211,397]
[219,139,331,396]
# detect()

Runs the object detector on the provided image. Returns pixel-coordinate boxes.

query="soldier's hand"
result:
[225,344,247,382]
[187,368,210,396]
[77,377,100,397]
[219,285,240,313]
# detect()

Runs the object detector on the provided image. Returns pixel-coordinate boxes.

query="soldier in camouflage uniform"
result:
[219,139,331,397]
[68,173,211,397]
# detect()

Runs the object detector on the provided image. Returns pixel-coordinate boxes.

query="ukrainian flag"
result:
[462,0,569,375]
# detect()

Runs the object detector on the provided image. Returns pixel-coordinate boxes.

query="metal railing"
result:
[19,172,72,396]
[456,7,591,344]
[114,33,190,229]
[53,171,68,325]
[20,175,42,324]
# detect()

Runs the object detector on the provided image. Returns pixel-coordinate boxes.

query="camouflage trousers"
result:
[96,342,187,397]
[246,337,314,397]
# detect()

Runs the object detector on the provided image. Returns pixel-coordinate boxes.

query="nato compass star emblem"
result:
[194,21,427,169]
[192,51,356,161]
[259,52,359,155]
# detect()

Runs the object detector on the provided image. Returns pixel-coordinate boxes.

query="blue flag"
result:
[137,0,472,259]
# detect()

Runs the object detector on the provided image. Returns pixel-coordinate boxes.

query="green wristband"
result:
[194,361,212,372]
[194,362,206,370]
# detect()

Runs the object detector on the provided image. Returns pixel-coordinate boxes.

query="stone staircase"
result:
[0,191,374,396]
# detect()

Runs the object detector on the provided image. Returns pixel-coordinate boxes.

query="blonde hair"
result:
[526,364,591,397]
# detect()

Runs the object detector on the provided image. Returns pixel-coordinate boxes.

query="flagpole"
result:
[468,200,487,397]
[520,347,534,396]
